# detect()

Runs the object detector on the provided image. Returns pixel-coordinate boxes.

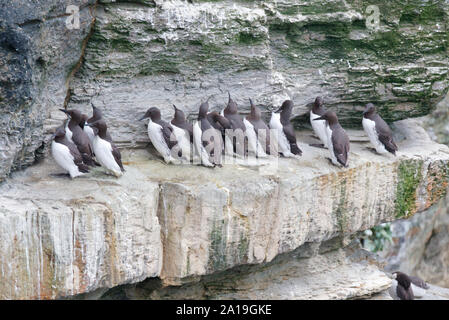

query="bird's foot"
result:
[308,143,327,149]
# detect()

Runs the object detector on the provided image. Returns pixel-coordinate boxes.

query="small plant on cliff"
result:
[360,223,393,253]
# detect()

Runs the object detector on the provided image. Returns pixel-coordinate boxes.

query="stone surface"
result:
[0,0,97,182]
[380,188,449,288]
[116,242,392,300]
[1,120,448,299]
[65,0,449,151]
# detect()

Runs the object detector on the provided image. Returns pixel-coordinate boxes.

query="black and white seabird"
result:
[269,100,302,157]
[193,99,222,167]
[51,126,89,178]
[389,271,428,300]
[310,96,328,148]
[221,92,246,156]
[362,103,398,155]
[84,103,112,143]
[171,105,193,161]
[244,98,269,157]
[313,111,349,167]
[140,107,179,164]
[59,108,96,167]
[87,120,124,177]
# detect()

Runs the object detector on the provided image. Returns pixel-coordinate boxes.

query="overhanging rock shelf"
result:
[1,118,448,299]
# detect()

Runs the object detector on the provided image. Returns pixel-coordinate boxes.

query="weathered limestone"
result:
[0,0,97,181]
[120,242,393,300]
[0,119,448,299]
[66,0,449,150]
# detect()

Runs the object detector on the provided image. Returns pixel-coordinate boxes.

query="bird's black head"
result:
[313,110,338,125]
[314,96,324,107]
[86,119,108,138]
[198,98,211,119]
[393,272,412,289]
[139,107,161,121]
[363,103,376,116]
[225,92,238,114]
[173,105,186,122]
[52,126,66,139]
[59,109,83,124]
[249,98,261,119]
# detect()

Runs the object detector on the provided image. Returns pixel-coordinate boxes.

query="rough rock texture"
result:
[0,0,97,182]
[380,195,449,288]
[1,120,448,299]
[380,92,449,288]
[113,242,392,300]
[64,0,449,150]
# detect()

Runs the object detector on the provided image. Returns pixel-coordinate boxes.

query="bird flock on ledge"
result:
[51,94,398,179]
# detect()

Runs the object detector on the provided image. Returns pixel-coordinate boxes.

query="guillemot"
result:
[313,110,350,167]
[51,126,89,178]
[269,100,302,157]
[87,120,124,177]
[171,104,193,162]
[309,96,328,148]
[244,98,269,157]
[362,103,398,155]
[140,107,179,164]
[59,108,96,167]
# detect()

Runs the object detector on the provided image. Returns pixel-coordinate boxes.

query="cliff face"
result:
[0,0,97,182]
[0,0,449,300]
[1,119,448,299]
[1,0,448,181]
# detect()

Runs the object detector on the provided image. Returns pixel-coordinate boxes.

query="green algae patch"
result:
[394,160,423,219]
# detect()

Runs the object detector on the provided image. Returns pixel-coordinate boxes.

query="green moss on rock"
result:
[395,160,423,218]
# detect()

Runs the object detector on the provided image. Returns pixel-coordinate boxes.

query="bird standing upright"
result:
[362,103,398,155]
[269,100,302,157]
[313,111,349,167]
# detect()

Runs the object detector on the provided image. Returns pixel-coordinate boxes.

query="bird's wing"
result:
[331,128,349,166]
[283,123,302,155]
[375,115,398,153]
[111,143,124,171]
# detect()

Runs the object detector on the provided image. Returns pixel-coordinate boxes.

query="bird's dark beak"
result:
[173,104,178,111]
[50,133,57,139]
[313,116,326,121]
[139,115,148,121]
[59,109,69,115]
[275,106,283,113]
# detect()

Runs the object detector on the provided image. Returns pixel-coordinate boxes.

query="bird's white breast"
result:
[243,118,267,157]
[92,136,122,175]
[172,124,191,161]
[325,125,339,166]
[269,112,292,156]
[193,121,213,167]
[51,141,83,178]
[362,117,387,154]
[147,120,172,161]
[310,111,328,147]
[83,124,95,143]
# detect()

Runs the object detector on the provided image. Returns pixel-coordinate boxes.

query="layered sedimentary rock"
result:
[0,0,97,182]
[1,119,448,299]
[64,0,449,151]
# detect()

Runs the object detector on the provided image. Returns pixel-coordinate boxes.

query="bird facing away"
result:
[51,126,89,178]
[313,110,350,167]
[221,92,247,157]
[85,103,112,143]
[310,96,328,148]
[269,100,302,157]
[140,107,179,164]
[87,119,124,177]
[171,104,193,161]
[244,98,269,157]
[362,103,398,155]
[388,271,425,300]
[59,108,96,167]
